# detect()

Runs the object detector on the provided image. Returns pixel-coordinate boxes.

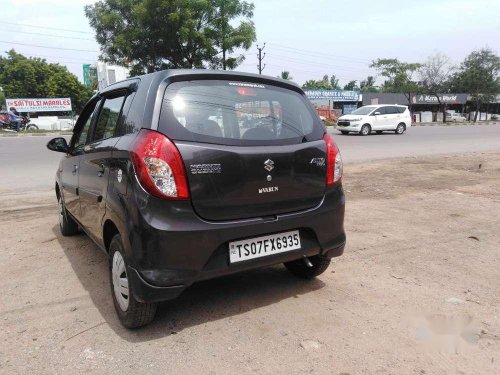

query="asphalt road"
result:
[328,124,500,162]
[1,124,499,194]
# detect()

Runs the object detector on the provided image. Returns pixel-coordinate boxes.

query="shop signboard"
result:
[83,64,98,87]
[304,90,360,102]
[412,94,468,104]
[6,98,72,112]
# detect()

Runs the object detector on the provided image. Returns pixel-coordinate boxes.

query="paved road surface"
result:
[1,125,499,194]
[328,124,500,162]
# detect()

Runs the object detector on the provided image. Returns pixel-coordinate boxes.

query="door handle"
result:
[97,164,105,177]
[72,165,78,175]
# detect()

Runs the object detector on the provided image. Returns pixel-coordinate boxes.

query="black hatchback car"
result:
[47,70,346,328]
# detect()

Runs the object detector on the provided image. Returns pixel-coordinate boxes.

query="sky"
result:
[1,0,499,87]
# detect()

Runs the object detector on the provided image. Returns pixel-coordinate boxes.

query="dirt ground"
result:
[0,151,499,375]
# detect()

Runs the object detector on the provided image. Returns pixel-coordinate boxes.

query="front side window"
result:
[159,80,324,146]
[74,99,101,148]
[92,95,126,142]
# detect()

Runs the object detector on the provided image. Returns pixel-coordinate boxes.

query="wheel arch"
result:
[55,182,61,199]
[103,219,120,254]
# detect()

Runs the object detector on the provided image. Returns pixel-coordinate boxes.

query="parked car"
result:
[445,112,466,122]
[336,104,411,135]
[47,70,346,328]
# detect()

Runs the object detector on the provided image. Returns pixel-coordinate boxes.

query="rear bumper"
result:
[128,241,345,303]
[127,184,346,303]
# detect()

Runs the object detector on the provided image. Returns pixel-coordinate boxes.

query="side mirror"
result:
[373,111,381,116]
[47,137,69,153]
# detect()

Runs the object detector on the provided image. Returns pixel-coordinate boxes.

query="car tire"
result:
[376,130,383,134]
[58,194,79,236]
[340,131,349,135]
[395,123,406,134]
[284,254,331,279]
[360,124,371,136]
[109,234,157,328]
[27,124,38,130]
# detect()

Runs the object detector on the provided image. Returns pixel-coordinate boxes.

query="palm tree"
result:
[279,71,292,80]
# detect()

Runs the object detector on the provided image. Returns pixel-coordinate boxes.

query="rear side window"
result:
[397,106,407,113]
[159,80,324,146]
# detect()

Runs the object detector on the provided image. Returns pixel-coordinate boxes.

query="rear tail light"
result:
[130,129,189,199]
[323,133,343,185]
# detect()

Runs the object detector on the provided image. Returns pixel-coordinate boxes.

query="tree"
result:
[0,50,92,113]
[343,80,358,90]
[85,0,256,75]
[302,79,332,90]
[360,76,378,92]
[329,74,340,89]
[302,74,340,90]
[370,58,422,111]
[449,48,500,122]
[278,70,292,80]
[419,53,453,122]
[206,0,256,70]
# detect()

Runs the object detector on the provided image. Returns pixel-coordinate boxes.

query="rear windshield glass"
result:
[159,80,323,146]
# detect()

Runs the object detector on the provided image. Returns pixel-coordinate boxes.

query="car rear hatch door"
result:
[158,78,327,221]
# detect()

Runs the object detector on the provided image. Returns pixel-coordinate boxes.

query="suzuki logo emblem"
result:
[264,159,274,172]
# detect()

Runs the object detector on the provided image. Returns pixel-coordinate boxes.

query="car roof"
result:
[363,104,406,107]
[101,68,301,95]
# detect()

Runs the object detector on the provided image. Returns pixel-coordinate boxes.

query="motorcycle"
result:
[0,112,39,131]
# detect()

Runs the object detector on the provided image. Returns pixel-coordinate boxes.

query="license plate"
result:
[229,230,301,263]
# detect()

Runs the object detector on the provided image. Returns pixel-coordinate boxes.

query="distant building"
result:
[83,63,130,91]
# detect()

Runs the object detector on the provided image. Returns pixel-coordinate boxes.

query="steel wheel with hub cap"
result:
[109,234,157,328]
[395,123,406,134]
[112,250,130,312]
[57,193,79,236]
[359,124,371,136]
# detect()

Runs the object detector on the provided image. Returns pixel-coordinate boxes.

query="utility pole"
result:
[257,43,266,75]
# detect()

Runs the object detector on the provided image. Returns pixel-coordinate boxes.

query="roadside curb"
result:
[328,122,500,130]
[414,121,500,126]
[0,132,73,137]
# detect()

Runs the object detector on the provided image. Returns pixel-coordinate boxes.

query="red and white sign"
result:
[6,98,72,112]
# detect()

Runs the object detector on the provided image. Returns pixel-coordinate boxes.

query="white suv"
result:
[336,105,412,135]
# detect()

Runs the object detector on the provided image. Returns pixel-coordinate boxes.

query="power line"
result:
[268,42,372,64]
[0,40,99,53]
[20,52,94,62]
[263,64,354,80]
[266,54,368,73]
[0,28,95,41]
[2,21,91,35]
